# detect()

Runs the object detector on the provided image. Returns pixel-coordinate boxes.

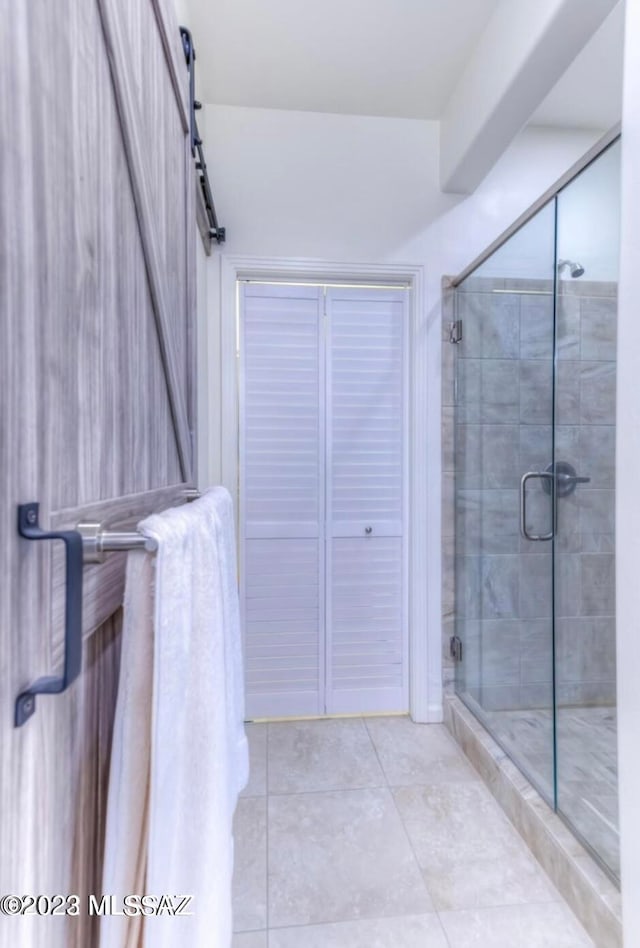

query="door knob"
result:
[365,526,373,534]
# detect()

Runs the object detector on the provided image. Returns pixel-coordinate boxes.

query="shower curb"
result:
[444,694,622,948]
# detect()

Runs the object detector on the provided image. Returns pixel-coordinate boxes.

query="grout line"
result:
[265,722,270,935]
[363,715,391,787]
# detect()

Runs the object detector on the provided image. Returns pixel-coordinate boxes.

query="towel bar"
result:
[15,488,201,725]
[77,522,158,563]
[78,489,200,562]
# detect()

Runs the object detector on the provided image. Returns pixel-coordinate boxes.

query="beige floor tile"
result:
[233,797,267,932]
[365,718,479,786]
[242,723,267,797]
[394,782,558,910]
[233,933,267,948]
[269,914,448,948]
[439,902,594,947]
[268,718,385,794]
[268,787,432,928]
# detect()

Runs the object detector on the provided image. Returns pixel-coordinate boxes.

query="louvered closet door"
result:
[240,284,324,717]
[326,287,408,714]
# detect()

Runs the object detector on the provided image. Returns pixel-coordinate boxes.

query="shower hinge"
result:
[449,319,463,344]
[449,635,463,662]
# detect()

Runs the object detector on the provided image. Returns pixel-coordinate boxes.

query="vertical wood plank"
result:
[0,0,197,944]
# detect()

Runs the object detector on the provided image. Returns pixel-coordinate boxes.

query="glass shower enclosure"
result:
[453,139,620,880]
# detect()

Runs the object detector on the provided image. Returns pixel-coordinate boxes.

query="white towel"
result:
[101,488,249,948]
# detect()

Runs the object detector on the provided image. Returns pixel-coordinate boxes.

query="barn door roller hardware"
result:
[179,26,226,244]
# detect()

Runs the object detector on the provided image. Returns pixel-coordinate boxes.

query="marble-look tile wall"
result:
[442,278,617,711]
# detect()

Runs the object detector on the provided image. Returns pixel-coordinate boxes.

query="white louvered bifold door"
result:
[240,284,324,717]
[326,287,408,714]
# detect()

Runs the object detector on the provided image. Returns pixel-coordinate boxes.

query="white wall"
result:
[204,105,600,273]
[616,0,640,940]
[200,103,602,718]
[473,138,621,283]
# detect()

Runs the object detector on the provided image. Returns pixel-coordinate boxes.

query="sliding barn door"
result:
[1,3,196,946]
[240,283,407,718]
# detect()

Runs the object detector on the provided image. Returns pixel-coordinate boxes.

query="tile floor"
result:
[232,715,594,947]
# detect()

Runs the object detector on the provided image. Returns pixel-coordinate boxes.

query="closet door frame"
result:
[219,256,441,723]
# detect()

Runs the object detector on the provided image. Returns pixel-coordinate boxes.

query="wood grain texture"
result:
[97,0,193,482]
[0,0,196,944]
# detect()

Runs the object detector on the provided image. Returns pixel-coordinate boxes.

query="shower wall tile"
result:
[556,295,581,361]
[558,484,580,526]
[458,618,481,673]
[480,361,520,424]
[456,425,482,489]
[480,620,521,685]
[482,294,521,358]
[520,295,554,361]
[457,426,521,491]
[458,292,520,359]
[482,426,520,487]
[580,297,617,362]
[456,555,482,620]
[456,359,481,424]
[442,535,455,621]
[579,489,615,537]
[519,555,552,619]
[555,553,582,618]
[519,426,553,473]
[554,426,581,467]
[556,681,617,707]
[580,554,615,617]
[560,280,617,299]
[481,555,520,620]
[520,620,553,684]
[442,472,455,537]
[580,363,616,425]
[520,361,553,425]
[442,407,455,472]
[580,533,615,554]
[555,617,617,684]
[579,426,615,488]
[556,362,581,425]
[456,490,520,556]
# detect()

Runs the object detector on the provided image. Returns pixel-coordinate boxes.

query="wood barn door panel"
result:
[1,0,196,944]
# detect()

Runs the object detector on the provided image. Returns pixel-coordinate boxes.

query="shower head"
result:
[558,259,585,278]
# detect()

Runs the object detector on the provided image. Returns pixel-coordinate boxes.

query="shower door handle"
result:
[520,471,555,541]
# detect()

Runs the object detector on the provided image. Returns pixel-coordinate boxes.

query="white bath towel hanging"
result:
[101,488,249,948]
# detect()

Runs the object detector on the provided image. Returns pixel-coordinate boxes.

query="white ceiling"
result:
[185,0,624,130]
[187,0,500,119]
[531,1,624,129]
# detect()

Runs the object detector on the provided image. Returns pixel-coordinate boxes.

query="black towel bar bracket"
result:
[15,504,84,727]
[15,490,201,726]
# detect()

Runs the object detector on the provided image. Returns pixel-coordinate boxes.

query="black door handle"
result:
[16,503,84,727]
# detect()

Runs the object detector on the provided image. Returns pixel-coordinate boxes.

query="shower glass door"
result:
[554,140,620,877]
[454,200,558,805]
[454,138,620,882]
